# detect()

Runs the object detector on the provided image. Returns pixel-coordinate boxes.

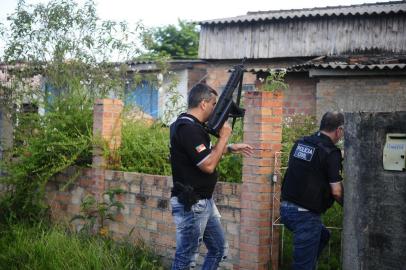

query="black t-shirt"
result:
[282,132,343,213]
[170,113,218,198]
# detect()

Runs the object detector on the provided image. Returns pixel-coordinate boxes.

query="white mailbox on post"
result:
[383,133,406,171]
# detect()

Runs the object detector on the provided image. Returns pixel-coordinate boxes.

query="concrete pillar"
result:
[239,90,283,270]
[343,111,406,270]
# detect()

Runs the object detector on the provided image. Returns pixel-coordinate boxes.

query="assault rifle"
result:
[206,59,246,137]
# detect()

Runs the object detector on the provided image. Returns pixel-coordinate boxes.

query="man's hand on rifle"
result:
[219,121,232,139]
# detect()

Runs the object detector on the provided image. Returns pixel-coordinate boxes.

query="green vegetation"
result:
[71,188,125,236]
[114,117,244,183]
[142,19,199,59]
[216,119,244,183]
[263,69,289,92]
[0,89,94,223]
[0,223,163,270]
[0,1,174,269]
[117,120,171,175]
[0,0,143,223]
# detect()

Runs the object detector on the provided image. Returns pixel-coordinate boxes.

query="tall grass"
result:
[0,223,163,270]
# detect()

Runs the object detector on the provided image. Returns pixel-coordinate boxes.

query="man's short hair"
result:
[320,111,344,132]
[187,83,218,109]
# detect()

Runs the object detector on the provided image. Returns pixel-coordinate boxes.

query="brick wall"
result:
[205,63,257,92]
[46,167,95,221]
[187,63,208,90]
[240,90,283,270]
[46,168,243,269]
[45,94,283,269]
[205,63,317,119]
[284,73,317,116]
[316,76,406,120]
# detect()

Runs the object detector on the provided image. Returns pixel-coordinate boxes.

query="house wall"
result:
[284,73,317,116]
[159,69,188,122]
[199,14,406,59]
[187,63,208,90]
[316,76,406,120]
[206,64,257,92]
[159,63,210,124]
[205,62,317,119]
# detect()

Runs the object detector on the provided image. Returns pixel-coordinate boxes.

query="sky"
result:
[0,0,395,28]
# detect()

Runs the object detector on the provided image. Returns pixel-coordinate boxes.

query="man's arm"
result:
[225,143,254,156]
[330,182,344,206]
[198,122,232,174]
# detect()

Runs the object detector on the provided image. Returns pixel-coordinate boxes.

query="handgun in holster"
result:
[174,182,198,212]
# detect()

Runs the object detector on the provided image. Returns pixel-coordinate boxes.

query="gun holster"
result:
[174,182,198,212]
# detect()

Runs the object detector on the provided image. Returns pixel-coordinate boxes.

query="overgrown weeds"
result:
[0,88,94,224]
[0,223,163,270]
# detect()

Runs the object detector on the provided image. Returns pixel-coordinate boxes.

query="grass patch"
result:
[0,223,163,270]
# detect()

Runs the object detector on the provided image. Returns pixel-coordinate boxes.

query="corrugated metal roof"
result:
[289,63,406,72]
[127,59,206,72]
[199,1,406,25]
[243,63,406,73]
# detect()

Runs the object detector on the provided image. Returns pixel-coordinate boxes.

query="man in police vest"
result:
[280,111,344,270]
[169,83,253,270]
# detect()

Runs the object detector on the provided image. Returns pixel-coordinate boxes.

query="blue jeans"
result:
[280,201,330,270]
[170,196,228,270]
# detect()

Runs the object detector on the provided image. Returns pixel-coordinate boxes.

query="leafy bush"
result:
[0,0,143,224]
[0,223,163,270]
[116,118,244,182]
[117,119,171,175]
[71,188,125,236]
[0,88,94,224]
[216,119,244,183]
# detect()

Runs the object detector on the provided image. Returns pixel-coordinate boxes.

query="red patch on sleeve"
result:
[195,144,207,153]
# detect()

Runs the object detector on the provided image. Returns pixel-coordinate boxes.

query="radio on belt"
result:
[383,133,406,171]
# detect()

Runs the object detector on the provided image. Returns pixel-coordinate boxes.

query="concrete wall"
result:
[343,111,406,270]
[316,77,406,120]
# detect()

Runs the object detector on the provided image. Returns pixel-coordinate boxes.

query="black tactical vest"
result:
[281,133,340,213]
[169,114,217,199]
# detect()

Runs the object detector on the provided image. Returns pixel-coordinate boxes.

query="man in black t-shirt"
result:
[169,83,253,270]
[280,111,344,270]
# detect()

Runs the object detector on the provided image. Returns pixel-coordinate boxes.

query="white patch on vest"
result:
[293,143,315,162]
